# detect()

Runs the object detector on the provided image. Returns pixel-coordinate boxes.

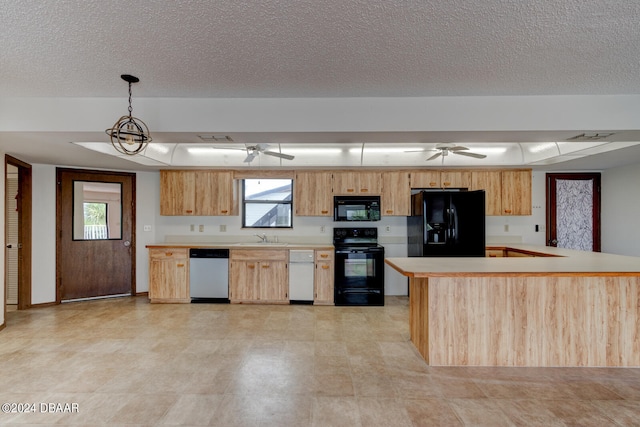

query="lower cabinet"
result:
[148,248,190,303]
[229,249,289,303]
[314,250,334,305]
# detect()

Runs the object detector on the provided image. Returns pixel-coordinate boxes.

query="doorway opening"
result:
[4,155,32,316]
[546,173,601,252]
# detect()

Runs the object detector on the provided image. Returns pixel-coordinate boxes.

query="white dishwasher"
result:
[289,250,315,304]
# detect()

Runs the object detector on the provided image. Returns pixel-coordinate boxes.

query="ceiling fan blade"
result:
[263,150,295,160]
[452,151,487,159]
[243,152,257,163]
[211,146,246,151]
[448,146,469,151]
[426,152,442,161]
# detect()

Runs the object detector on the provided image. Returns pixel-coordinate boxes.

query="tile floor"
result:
[1,296,639,426]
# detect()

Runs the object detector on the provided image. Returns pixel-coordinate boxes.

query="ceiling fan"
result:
[426,143,487,162]
[213,143,295,163]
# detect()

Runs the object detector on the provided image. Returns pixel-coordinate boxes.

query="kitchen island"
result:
[386,245,640,367]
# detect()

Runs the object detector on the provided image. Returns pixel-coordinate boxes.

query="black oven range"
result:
[333,227,385,306]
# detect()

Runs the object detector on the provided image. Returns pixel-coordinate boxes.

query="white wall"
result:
[602,163,640,256]
[31,165,57,304]
[0,152,4,326]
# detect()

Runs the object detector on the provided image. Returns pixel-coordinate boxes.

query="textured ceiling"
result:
[2,0,640,98]
[2,1,640,171]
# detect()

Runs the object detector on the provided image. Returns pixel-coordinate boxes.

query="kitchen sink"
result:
[233,242,289,246]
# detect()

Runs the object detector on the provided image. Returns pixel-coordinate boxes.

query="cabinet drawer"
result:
[149,248,188,260]
[230,249,288,262]
[315,250,334,261]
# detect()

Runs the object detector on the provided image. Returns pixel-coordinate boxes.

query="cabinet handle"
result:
[185,210,193,213]
[262,265,270,269]
[430,182,437,187]
[360,188,369,192]
[320,254,329,258]
[220,210,228,214]
[321,265,330,269]
[321,210,329,214]
[346,188,355,192]
[504,209,512,214]
[165,252,173,256]
[443,182,451,186]
[177,263,185,267]
[386,210,393,214]
[248,264,256,269]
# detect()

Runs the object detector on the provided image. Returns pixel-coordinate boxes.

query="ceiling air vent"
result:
[566,132,614,141]
[198,135,234,142]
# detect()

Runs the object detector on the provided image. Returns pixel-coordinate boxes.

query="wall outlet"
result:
[220,224,227,232]
[320,225,325,233]
[385,225,391,232]
[143,225,152,232]
[504,224,509,232]
[199,225,204,232]
[190,224,194,232]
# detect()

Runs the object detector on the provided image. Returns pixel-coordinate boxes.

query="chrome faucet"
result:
[254,233,268,243]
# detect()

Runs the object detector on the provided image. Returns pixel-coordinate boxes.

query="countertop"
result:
[386,244,640,277]
[146,242,334,250]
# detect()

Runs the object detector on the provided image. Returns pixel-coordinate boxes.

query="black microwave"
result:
[334,196,381,222]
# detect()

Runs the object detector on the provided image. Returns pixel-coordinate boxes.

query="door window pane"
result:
[73,181,122,240]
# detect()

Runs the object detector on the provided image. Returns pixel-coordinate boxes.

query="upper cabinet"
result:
[410,170,470,189]
[294,171,333,216]
[471,169,531,216]
[501,170,532,215]
[160,170,237,216]
[333,171,381,195]
[410,170,441,189]
[381,171,411,216]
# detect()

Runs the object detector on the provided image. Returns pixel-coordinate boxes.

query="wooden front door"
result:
[56,168,136,301]
[546,173,601,252]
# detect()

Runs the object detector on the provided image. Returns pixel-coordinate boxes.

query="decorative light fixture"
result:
[105,74,152,155]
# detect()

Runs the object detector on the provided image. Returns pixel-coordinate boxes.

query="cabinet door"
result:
[357,172,381,194]
[194,170,236,216]
[332,171,359,194]
[229,260,259,301]
[501,170,532,215]
[148,249,189,302]
[381,171,411,216]
[471,171,502,216]
[410,170,441,189]
[258,261,288,302]
[440,171,470,189]
[160,171,196,215]
[314,250,334,305]
[294,171,333,216]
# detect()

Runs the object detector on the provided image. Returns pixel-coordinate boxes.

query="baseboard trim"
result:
[29,301,58,309]
[136,291,149,297]
[0,322,5,332]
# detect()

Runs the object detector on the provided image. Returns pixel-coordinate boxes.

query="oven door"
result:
[334,246,384,305]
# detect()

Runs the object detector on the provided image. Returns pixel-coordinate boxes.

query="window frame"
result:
[241,179,293,229]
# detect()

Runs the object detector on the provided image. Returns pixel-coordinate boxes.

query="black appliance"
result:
[334,196,381,222]
[407,190,486,257]
[333,227,385,306]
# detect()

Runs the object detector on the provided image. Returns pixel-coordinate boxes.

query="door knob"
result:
[551,239,558,245]
[6,244,12,248]
[123,240,131,247]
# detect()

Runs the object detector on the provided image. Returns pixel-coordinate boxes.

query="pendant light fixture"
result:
[105,74,152,155]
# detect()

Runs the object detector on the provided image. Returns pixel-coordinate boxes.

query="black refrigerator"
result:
[407,190,486,257]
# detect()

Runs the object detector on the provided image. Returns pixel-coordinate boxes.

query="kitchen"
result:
[3,1,640,424]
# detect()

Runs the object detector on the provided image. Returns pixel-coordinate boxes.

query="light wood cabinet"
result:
[229,249,288,303]
[294,171,333,216]
[314,250,334,305]
[160,170,236,216]
[332,171,381,194]
[410,170,441,188]
[501,170,532,215]
[160,171,196,215]
[471,171,503,216]
[440,171,471,189]
[485,249,505,258]
[381,171,411,216]
[148,248,190,303]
